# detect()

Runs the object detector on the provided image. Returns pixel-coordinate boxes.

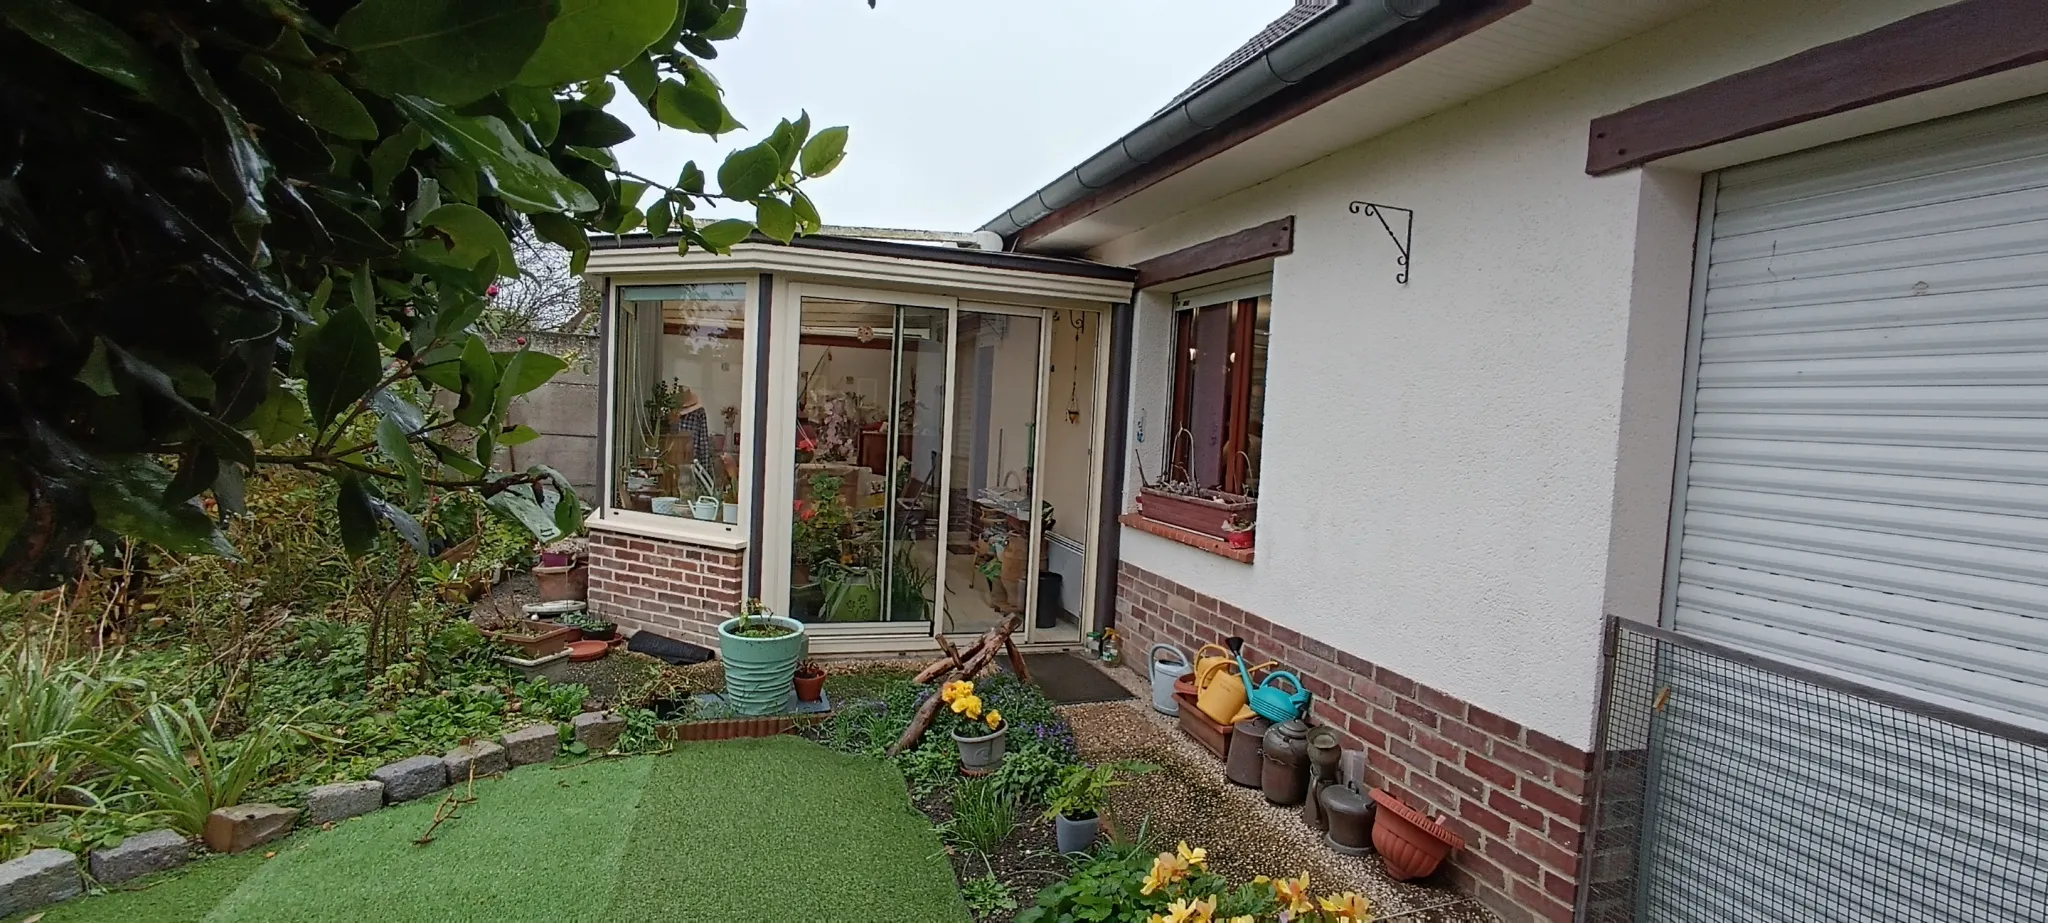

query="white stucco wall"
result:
[1091,0,1952,746]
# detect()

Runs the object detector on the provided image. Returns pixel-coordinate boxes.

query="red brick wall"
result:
[1115,562,1591,923]
[588,527,744,647]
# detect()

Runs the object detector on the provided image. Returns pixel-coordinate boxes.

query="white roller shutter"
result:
[1666,97,2048,727]
[1641,97,2048,923]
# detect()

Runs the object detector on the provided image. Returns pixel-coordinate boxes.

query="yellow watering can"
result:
[1196,655,1275,725]
[1192,643,1235,690]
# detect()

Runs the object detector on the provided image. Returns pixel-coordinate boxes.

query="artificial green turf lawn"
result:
[16,738,966,923]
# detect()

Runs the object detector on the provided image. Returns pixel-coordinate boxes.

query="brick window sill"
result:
[1120,513,1255,564]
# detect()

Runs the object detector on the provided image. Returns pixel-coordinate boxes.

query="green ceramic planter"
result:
[717,615,808,716]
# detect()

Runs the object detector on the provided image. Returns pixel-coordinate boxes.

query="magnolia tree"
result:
[0,0,848,589]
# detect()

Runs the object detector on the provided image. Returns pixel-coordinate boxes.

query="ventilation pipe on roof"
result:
[985,0,1438,244]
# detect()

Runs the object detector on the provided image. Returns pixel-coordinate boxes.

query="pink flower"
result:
[487,283,501,298]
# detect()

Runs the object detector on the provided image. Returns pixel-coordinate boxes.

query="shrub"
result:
[78,699,295,837]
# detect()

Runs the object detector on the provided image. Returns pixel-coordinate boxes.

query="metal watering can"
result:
[1229,637,1314,723]
[1149,643,1194,716]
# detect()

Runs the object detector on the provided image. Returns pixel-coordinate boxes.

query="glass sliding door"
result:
[939,310,1046,637]
[787,297,941,629]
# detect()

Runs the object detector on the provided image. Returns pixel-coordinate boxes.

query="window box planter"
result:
[1136,487,1255,541]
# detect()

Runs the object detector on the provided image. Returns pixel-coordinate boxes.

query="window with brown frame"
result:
[1167,292,1270,496]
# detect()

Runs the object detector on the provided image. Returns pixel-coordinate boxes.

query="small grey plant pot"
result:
[1055,811,1101,855]
[952,724,1007,776]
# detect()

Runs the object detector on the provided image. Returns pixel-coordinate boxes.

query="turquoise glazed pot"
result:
[717,615,807,716]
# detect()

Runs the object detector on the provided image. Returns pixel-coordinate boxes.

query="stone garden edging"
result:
[0,711,623,918]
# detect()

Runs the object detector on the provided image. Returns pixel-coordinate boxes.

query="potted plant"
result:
[941,681,1007,776]
[562,611,616,642]
[1042,761,1158,854]
[484,621,578,659]
[717,599,807,716]
[793,660,827,702]
[1221,514,1255,550]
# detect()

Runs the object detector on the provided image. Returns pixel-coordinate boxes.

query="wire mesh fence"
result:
[1578,618,2048,923]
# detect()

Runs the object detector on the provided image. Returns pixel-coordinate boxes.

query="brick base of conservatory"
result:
[588,528,743,648]
[1114,562,1592,923]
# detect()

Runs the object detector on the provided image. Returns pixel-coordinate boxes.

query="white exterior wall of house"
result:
[1091,0,1957,749]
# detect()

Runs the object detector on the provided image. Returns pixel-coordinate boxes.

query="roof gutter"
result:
[981,0,1439,244]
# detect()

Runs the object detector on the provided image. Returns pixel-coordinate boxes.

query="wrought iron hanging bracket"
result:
[1348,201,1413,284]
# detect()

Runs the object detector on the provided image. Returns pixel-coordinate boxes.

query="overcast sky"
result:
[607,0,1291,233]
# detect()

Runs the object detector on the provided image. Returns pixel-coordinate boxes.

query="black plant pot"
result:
[580,624,618,642]
[1036,572,1064,629]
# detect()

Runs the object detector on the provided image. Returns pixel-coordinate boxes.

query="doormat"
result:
[1005,653,1134,705]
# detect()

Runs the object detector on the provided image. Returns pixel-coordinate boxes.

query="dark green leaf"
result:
[800,125,849,178]
[238,385,311,445]
[335,472,378,556]
[247,30,378,140]
[678,161,705,194]
[528,211,590,254]
[368,125,423,197]
[651,76,725,136]
[765,114,807,175]
[369,388,429,435]
[516,0,679,87]
[552,485,585,535]
[502,84,561,145]
[376,416,425,504]
[499,424,542,446]
[416,203,516,272]
[1,0,179,104]
[108,345,256,467]
[302,303,382,428]
[369,497,428,553]
[496,349,567,397]
[702,0,747,41]
[485,480,562,541]
[435,161,480,205]
[679,0,727,32]
[697,218,752,252]
[619,53,658,103]
[397,97,600,213]
[337,0,552,105]
[556,108,635,148]
[179,46,272,253]
[453,335,499,427]
[427,440,486,478]
[212,464,247,518]
[75,338,117,396]
[790,189,821,234]
[717,142,780,200]
[754,197,796,243]
[646,197,673,237]
[163,450,218,506]
[90,456,235,558]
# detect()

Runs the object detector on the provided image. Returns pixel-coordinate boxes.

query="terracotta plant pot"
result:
[484,623,578,659]
[533,562,588,602]
[1369,789,1465,880]
[793,668,826,703]
[566,639,609,663]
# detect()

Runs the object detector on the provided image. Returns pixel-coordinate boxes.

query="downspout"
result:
[1091,302,1135,639]
[983,0,1438,242]
[746,273,773,598]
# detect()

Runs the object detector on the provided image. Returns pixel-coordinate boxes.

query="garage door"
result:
[1644,97,2048,922]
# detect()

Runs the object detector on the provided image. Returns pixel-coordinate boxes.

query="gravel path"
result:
[1059,667,1496,923]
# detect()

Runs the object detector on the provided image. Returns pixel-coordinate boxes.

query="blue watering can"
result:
[1228,636,1314,723]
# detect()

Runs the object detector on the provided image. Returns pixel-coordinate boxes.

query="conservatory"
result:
[582,234,1134,654]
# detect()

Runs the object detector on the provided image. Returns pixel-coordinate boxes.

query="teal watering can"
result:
[1228,636,1313,723]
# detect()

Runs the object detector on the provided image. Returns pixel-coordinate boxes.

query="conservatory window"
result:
[611,283,748,525]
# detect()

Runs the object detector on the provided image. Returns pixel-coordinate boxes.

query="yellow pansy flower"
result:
[1228,917,1256,923]
[1176,841,1208,870]
[1151,895,1216,923]
[1140,851,1190,895]
[1271,873,1313,913]
[941,680,974,703]
[950,693,983,719]
[985,709,1003,730]
[1319,891,1372,922]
